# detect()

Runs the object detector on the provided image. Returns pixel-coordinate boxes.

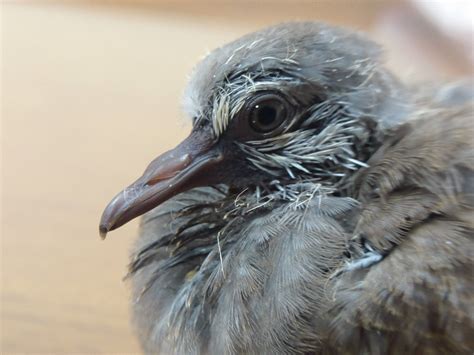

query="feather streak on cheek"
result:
[212,93,231,136]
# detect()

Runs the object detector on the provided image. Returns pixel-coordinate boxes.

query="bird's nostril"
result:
[146,154,192,186]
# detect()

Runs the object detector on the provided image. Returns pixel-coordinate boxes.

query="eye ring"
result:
[247,93,289,134]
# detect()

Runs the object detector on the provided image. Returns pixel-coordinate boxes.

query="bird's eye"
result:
[248,95,288,134]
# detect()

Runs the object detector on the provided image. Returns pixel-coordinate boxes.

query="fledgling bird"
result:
[100,22,474,354]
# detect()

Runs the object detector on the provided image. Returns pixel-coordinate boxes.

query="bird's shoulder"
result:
[327,101,474,354]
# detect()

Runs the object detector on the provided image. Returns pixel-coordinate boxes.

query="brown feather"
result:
[327,103,474,354]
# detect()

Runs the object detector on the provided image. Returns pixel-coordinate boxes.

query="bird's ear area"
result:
[223,90,297,141]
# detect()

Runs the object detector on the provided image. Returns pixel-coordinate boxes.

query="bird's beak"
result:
[99,129,223,238]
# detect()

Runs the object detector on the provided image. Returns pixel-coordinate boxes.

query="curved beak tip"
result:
[99,225,109,240]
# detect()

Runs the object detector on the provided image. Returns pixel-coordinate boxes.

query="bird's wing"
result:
[327,102,474,354]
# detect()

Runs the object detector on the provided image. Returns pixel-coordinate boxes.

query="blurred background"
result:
[1,0,472,353]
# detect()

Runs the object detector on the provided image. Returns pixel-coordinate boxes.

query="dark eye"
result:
[248,95,288,134]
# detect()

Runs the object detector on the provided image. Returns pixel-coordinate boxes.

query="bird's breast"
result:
[129,187,359,354]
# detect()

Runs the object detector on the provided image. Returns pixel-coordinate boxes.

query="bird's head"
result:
[100,22,406,237]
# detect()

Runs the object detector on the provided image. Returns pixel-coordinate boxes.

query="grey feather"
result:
[125,22,474,354]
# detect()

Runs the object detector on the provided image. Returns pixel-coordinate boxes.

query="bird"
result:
[99,22,474,354]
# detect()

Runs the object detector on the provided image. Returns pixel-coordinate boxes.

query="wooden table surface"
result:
[2,2,467,353]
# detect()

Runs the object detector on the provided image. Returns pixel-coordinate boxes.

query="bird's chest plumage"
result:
[130,188,359,354]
